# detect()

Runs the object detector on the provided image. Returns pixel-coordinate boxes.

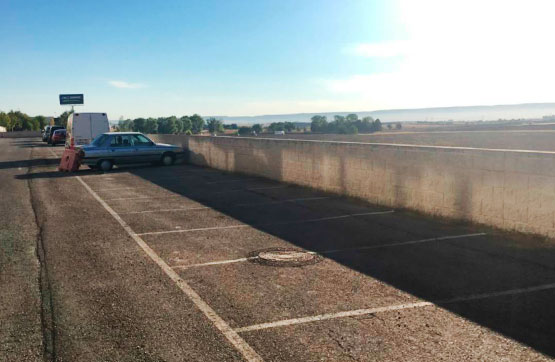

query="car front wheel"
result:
[98,160,113,172]
[161,153,175,166]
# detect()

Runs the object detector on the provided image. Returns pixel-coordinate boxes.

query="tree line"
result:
[0,111,49,131]
[117,114,207,134]
[311,114,383,134]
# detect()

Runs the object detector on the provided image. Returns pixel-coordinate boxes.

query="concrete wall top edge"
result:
[186,135,555,157]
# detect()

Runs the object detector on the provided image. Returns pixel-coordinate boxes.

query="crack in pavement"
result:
[28,147,56,362]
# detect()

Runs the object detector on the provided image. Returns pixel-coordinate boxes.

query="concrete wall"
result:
[151,134,555,239]
[0,131,41,138]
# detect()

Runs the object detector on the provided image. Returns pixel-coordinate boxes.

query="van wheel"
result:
[161,153,175,166]
[98,160,113,172]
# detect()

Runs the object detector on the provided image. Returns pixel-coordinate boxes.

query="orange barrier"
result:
[58,148,82,172]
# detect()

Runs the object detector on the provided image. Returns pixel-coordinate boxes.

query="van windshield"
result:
[91,134,108,146]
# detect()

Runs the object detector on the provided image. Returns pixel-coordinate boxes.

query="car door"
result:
[131,134,159,162]
[108,134,136,164]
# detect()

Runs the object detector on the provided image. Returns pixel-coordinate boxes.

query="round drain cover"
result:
[248,247,322,267]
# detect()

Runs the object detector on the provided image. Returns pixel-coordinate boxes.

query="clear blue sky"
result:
[1,0,553,119]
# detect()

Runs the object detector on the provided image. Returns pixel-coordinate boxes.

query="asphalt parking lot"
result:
[3,137,555,361]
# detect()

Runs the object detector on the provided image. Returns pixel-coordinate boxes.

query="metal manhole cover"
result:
[247,247,322,267]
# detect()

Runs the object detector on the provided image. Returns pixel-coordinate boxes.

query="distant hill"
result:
[212,103,555,125]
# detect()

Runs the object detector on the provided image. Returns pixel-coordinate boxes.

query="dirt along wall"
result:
[151,134,555,239]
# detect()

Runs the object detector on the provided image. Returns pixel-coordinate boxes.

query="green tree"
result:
[190,114,204,134]
[132,118,146,132]
[34,115,47,130]
[118,119,134,131]
[157,117,177,134]
[207,118,224,133]
[230,123,238,130]
[372,119,382,132]
[180,116,192,133]
[144,118,158,134]
[284,122,296,132]
[252,124,263,133]
[346,113,358,122]
[57,111,72,128]
[310,115,328,132]
[238,126,252,135]
[395,122,402,130]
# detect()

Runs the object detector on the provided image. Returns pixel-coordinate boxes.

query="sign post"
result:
[59,94,84,112]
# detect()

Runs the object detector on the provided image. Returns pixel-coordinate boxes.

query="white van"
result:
[66,113,110,147]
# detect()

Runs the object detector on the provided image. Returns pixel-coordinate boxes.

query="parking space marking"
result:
[137,210,394,236]
[118,197,332,215]
[74,176,263,361]
[139,224,250,236]
[235,196,331,207]
[206,178,260,184]
[119,206,211,215]
[105,195,180,201]
[235,302,433,333]
[170,233,486,269]
[95,187,139,191]
[235,282,555,333]
[317,232,487,254]
[173,257,253,269]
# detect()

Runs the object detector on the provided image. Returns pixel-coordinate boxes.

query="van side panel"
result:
[90,114,110,141]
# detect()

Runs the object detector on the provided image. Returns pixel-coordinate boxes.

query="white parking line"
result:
[235,302,433,333]
[170,233,486,269]
[120,206,211,215]
[206,178,260,184]
[120,197,332,215]
[104,185,287,200]
[235,282,555,333]
[96,187,138,191]
[235,196,331,207]
[74,176,263,361]
[137,210,394,236]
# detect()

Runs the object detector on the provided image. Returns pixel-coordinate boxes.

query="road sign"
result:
[59,94,84,105]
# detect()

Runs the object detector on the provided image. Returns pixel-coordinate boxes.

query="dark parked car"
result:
[78,132,184,171]
[42,125,52,141]
[45,126,64,144]
[50,129,66,146]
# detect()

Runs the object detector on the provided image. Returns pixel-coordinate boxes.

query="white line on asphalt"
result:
[235,196,331,207]
[104,184,287,200]
[120,197,331,214]
[235,302,433,333]
[96,187,138,191]
[173,257,254,269]
[245,185,287,191]
[137,210,394,236]
[105,195,180,201]
[206,178,260,184]
[318,232,487,255]
[75,176,263,361]
[119,206,211,215]
[139,224,250,236]
[235,281,555,333]
[170,232,485,269]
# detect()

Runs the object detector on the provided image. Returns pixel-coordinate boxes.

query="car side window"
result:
[110,135,133,147]
[132,134,152,146]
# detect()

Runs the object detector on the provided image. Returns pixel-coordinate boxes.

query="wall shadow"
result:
[123,157,555,357]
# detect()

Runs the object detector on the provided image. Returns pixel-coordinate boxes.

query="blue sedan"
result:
[78,132,184,171]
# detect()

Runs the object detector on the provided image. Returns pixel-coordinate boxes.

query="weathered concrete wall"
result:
[0,131,41,138]
[151,134,555,238]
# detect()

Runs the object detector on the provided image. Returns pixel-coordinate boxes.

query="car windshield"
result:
[91,134,108,146]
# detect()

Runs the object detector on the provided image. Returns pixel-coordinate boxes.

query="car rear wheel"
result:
[161,153,175,166]
[98,160,113,172]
